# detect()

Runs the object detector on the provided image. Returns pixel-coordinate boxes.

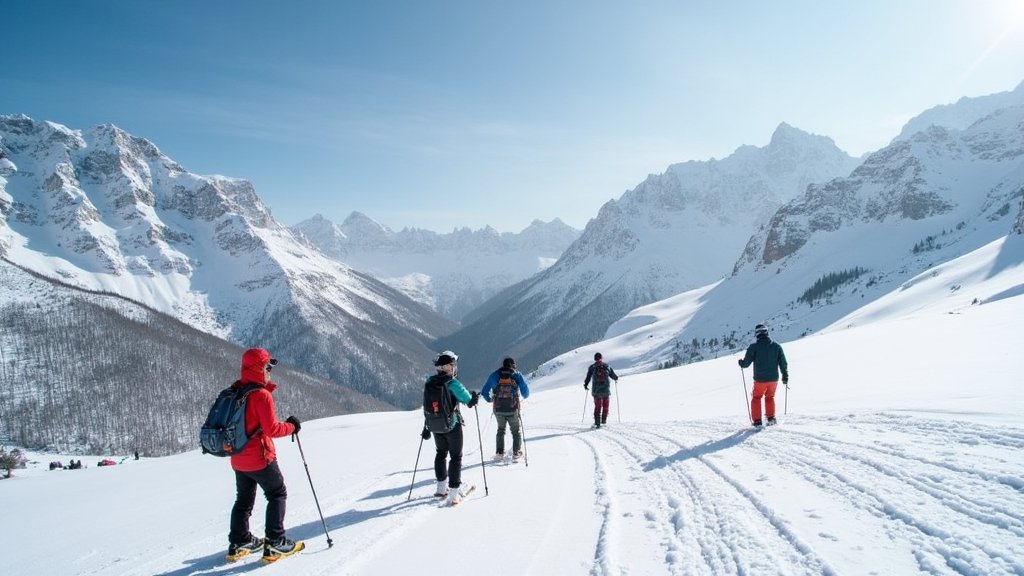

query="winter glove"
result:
[467,390,480,408]
[421,428,431,440]
[286,415,301,434]
[737,359,743,367]
[782,375,789,385]
[584,383,589,390]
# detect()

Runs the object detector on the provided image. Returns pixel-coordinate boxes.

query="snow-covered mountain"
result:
[292,212,579,321]
[0,115,454,407]
[555,86,1024,374]
[439,123,860,384]
[896,80,1024,140]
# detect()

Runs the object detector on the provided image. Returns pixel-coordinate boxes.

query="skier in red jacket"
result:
[226,348,304,563]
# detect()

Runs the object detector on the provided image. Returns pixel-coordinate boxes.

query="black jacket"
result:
[584,361,618,397]
[739,336,789,383]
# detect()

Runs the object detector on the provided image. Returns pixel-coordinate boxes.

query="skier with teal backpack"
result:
[420,350,480,506]
[480,357,530,461]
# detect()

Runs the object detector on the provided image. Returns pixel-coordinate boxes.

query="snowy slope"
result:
[440,123,859,384]
[5,233,1023,576]
[580,91,1024,372]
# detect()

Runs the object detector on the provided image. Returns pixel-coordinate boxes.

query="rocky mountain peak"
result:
[1,116,456,408]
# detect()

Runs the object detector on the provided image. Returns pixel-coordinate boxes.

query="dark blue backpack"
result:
[200,382,262,456]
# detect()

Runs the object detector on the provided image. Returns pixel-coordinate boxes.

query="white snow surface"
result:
[5,237,1024,576]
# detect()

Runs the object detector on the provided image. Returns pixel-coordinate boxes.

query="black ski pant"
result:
[433,424,464,488]
[229,460,288,543]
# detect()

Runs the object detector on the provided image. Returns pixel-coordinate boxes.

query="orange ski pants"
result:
[751,380,778,422]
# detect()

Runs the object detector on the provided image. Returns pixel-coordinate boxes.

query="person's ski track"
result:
[540,414,1024,576]
[576,434,621,576]
[684,415,1024,575]
[596,424,834,576]
[761,424,1024,574]
[538,422,827,575]
[780,429,1024,533]
[306,473,455,575]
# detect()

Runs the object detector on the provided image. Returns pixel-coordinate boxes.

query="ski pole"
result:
[293,433,334,547]
[517,405,529,467]
[740,366,752,424]
[581,387,589,422]
[614,379,622,423]
[784,382,790,415]
[407,432,425,501]
[473,404,489,495]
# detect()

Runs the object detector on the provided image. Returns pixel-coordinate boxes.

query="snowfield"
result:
[5,239,1024,575]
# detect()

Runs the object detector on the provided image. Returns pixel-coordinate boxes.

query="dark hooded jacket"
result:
[584,360,618,398]
[739,335,789,383]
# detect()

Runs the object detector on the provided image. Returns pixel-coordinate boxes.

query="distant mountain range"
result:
[291,211,579,321]
[3,80,1022,454]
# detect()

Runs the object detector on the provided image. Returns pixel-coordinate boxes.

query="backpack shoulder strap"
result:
[237,382,264,437]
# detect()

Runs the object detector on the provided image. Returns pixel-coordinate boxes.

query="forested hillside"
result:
[0,261,392,456]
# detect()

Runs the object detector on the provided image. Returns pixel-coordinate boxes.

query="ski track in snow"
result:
[534,414,1023,576]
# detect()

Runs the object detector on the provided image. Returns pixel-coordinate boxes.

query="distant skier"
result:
[738,324,789,427]
[584,352,619,428]
[480,357,530,460]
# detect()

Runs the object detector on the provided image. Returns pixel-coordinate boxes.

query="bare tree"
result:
[0,445,27,478]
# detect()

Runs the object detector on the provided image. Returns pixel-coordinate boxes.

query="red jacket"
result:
[230,348,297,472]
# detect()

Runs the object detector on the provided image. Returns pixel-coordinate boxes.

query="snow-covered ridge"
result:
[292,212,579,320]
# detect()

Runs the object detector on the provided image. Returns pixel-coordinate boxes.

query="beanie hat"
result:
[434,350,458,366]
[502,357,516,369]
[754,324,769,338]
[594,352,603,361]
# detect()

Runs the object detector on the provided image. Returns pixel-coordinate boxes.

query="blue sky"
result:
[4,1,1023,233]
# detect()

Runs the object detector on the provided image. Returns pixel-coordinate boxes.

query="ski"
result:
[262,540,305,564]
[226,549,258,563]
[493,453,525,465]
[225,537,266,563]
[226,540,305,564]
[444,484,476,507]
